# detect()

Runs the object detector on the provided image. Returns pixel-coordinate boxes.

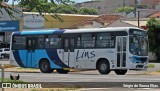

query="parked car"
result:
[0,48,10,59]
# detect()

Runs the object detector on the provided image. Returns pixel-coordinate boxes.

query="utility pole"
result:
[123,0,125,7]
[12,0,14,7]
[134,0,137,17]
[137,11,140,27]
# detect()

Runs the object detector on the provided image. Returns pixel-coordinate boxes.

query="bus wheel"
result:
[97,60,110,75]
[39,59,53,73]
[114,70,127,75]
[56,69,69,74]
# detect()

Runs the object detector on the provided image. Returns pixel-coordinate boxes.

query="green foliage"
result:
[78,7,98,15]
[17,0,76,22]
[51,4,78,14]
[0,78,23,82]
[116,6,134,14]
[147,18,160,60]
[148,64,155,68]
[0,0,21,19]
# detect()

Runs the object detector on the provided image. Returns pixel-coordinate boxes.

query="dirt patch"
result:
[0,64,15,69]
[147,72,160,75]
[5,67,41,73]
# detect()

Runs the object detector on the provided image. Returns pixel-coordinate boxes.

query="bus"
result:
[10,27,148,75]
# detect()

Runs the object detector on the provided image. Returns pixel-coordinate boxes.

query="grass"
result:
[17,67,37,70]
[148,64,155,68]
[156,70,160,72]
[0,78,24,82]
[0,64,15,69]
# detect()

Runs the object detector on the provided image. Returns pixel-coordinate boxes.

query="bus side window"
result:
[77,36,81,48]
[12,36,26,50]
[70,38,74,52]
[27,39,32,50]
[45,38,50,48]
[37,35,44,49]
[81,33,95,48]
[48,35,61,48]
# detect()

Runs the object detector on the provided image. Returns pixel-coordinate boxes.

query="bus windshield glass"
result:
[129,29,148,56]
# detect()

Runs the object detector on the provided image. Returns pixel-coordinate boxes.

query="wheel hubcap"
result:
[100,63,107,71]
[42,63,48,71]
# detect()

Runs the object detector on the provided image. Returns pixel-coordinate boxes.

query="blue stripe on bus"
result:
[46,49,69,68]
[20,30,57,35]
[35,50,61,69]
[13,50,25,67]
[12,30,65,36]
[17,50,61,68]
[13,32,21,35]
[19,50,27,67]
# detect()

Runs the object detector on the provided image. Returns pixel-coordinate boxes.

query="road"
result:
[1,71,160,91]
[3,71,160,82]
[1,60,160,91]
[0,60,9,64]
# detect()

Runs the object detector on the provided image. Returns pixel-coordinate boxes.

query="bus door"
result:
[116,36,127,69]
[26,37,36,68]
[63,37,75,68]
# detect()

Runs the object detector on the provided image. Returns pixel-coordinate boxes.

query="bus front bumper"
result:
[129,63,148,70]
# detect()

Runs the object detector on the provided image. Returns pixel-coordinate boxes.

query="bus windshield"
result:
[130,36,148,56]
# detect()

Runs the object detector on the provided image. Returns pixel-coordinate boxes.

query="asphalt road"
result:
[1,60,160,91]
[3,71,160,82]
[0,60,9,64]
[1,71,160,91]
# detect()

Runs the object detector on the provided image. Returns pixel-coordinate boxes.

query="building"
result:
[21,12,98,30]
[74,0,135,14]
[141,0,160,9]
[0,2,22,47]
[69,14,121,28]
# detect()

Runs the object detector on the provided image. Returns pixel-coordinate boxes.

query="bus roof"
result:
[12,29,64,35]
[12,27,144,35]
[64,27,144,33]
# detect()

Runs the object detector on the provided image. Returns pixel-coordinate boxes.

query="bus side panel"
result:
[46,49,70,68]
[74,49,116,69]
[10,50,26,67]
[92,49,116,70]
[35,50,61,69]
[19,50,28,67]
[10,50,20,67]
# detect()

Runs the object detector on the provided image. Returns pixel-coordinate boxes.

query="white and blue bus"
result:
[10,27,148,75]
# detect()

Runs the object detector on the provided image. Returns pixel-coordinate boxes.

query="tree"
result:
[147,18,160,61]
[78,7,98,15]
[0,0,20,19]
[51,4,78,14]
[116,6,134,14]
[1,0,73,21]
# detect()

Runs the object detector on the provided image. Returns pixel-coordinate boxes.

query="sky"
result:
[7,0,92,5]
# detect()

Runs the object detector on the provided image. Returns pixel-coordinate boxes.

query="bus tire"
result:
[56,69,69,74]
[114,70,127,75]
[97,60,110,75]
[39,59,53,73]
